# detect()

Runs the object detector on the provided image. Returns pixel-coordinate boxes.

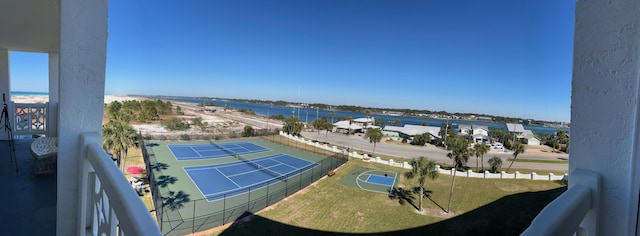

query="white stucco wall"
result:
[48,52,58,137]
[571,0,640,234]
[57,0,108,234]
[0,49,9,141]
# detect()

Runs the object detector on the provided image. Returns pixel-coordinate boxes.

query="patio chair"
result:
[30,136,58,175]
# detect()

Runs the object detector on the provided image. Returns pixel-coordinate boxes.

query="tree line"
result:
[107,99,173,123]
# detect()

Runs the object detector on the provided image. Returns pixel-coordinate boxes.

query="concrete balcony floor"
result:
[0,139,56,235]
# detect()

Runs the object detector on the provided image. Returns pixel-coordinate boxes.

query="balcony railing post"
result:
[78,132,161,235]
[572,169,601,234]
[522,169,600,236]
[78,133,100,236]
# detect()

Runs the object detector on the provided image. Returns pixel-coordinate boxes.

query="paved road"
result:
[218,111,284,130]
[300,131,568,172]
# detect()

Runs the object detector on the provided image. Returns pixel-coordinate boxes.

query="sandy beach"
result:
[10,94,143,104]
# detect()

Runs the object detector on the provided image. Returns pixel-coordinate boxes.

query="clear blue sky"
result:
[9,0,575,122]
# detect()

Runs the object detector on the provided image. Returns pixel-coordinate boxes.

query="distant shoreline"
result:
[9,93,144,104]
[10,91,49,96]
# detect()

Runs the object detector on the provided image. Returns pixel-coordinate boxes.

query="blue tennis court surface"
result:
[168,142,269,160]
[184,154,319,201]
[366,174,396,187]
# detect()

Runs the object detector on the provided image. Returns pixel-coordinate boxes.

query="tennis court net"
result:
[236,154,287,181]
[210,140,238,157]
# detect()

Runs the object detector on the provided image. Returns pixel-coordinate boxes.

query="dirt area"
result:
[98,97,284,139]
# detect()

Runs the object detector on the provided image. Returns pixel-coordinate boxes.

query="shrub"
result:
[243,125,255,137]
[160,118,191,131]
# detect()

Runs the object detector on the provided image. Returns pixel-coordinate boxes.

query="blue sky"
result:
[9,0,575,122]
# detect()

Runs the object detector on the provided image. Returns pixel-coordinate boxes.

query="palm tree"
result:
[488,156,502,173]
[102,120,137,171]
[312,117,326,141]
[367,128,383,157]
[365,110,371,124]
[404,156,439,212]
[473,143,489,172]
[550,139,559,153]
[506,141,525,172]
[323,121,333,142]
[446,137,470,214]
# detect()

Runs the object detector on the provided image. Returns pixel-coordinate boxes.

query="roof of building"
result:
[353,117,374,123]
[383,124,442,139]
[458,124,472,131]
[522,129,539,140]
[402,124,440,136]
[383,125,404,132]
[472,125,489,131]
[333,120,363,130]
[506,123,526,132]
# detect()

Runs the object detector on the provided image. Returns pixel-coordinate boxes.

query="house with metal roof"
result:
[383,124,441,143]
[332,120,363,134]
[521,130,541,145]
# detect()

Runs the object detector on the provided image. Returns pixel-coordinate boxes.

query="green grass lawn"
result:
[207,159,566,235]
[122,146,155,212]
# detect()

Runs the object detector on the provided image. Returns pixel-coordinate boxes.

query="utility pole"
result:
[444,119,448,150]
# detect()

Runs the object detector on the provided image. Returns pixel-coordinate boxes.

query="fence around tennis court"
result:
[141,135,348,236]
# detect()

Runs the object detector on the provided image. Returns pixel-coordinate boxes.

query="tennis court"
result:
[168,141,269,160]
[184,153,319,201]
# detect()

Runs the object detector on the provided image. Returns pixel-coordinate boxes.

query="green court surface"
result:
[142,137,346,236]
[340,166,398,194]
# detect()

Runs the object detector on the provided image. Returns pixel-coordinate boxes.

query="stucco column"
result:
[571,1,640,234]
[47,52,58,137]
[57,0,108,235]
[0,49,10,141]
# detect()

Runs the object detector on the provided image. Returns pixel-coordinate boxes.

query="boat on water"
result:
[378,111,404,116]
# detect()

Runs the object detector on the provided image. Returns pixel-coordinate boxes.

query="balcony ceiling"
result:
[0,0,59,52]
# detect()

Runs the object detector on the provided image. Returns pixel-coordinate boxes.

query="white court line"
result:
[365,174,395,187]
[356,170,395,194]
[166,145,182,161]
[189,146,204,158]
[185,154,318,201]
[268,154,317,173]
[226,164,273,178]
[181,166,211,199]
[213,167,242,188]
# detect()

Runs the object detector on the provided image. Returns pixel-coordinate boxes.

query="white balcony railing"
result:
[13,102,47,135]
[78,133,161,236]
[522,169,600,236]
